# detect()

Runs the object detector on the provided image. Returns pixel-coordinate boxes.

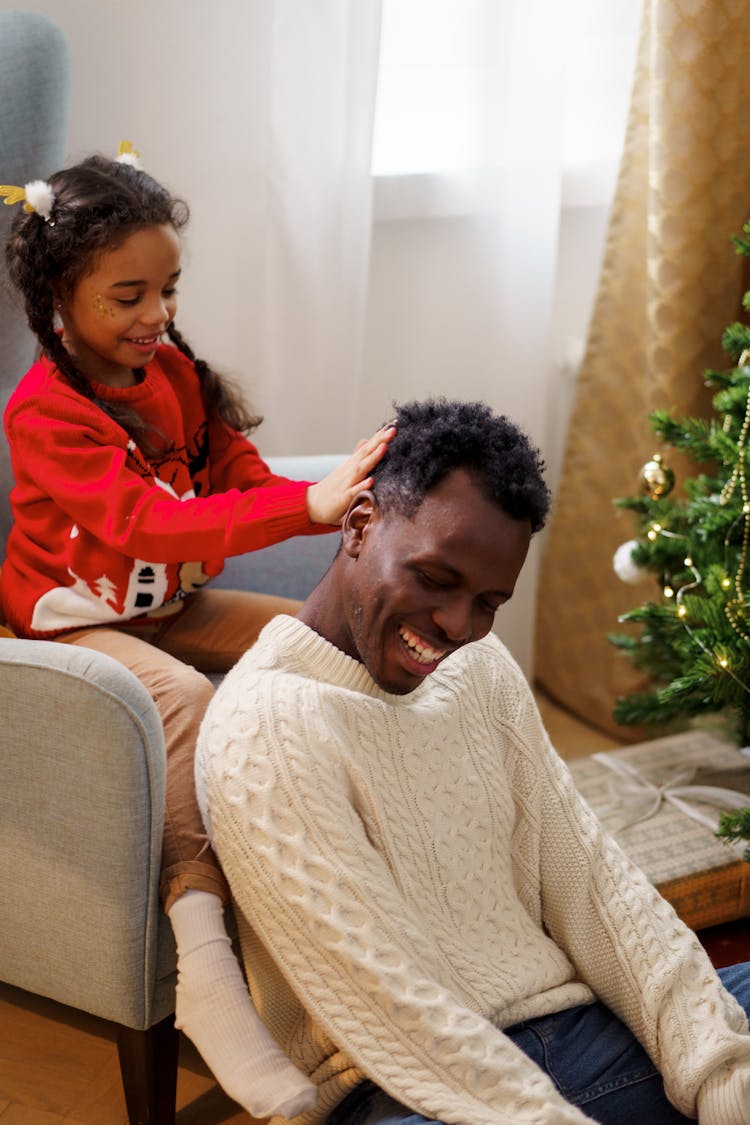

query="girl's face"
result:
[59,223,181,387]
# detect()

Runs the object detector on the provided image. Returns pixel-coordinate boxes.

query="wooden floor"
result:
[0,983,248,1124]
[1,690,747,1124]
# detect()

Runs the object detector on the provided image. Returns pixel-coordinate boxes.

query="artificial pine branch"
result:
[717,809,750,862]
[611,217,750,762]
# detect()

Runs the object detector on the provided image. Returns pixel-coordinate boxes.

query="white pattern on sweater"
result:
[196,615,750,1125]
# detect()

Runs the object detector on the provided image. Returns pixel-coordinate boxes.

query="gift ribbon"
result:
[590,751,750,835]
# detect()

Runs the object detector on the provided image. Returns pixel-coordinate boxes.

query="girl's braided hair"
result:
[5,154,261,450]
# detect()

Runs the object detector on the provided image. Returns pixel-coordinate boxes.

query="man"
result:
[196,399,750,1125]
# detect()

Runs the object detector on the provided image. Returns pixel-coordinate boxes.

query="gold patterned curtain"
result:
[535,0,750,740]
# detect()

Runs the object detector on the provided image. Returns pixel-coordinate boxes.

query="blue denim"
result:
[329,963,750,1125]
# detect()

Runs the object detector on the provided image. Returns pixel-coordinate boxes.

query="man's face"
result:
[337,467,532,693]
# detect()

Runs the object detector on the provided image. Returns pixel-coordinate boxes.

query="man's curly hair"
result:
[373,398,551,532]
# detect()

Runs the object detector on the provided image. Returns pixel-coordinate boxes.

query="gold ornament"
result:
[639,453,675,499]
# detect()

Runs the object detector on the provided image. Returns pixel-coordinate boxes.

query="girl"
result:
[1,149,394,1118]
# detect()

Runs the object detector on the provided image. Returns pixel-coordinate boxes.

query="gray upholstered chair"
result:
[0,12,340,1123]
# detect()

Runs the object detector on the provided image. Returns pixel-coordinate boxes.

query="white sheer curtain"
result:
[42,0,381,455]
[353,0,568,674]
[358,0,638,671]
[49,0,636,465]
[254,0,383,453]
[363,0,639,428]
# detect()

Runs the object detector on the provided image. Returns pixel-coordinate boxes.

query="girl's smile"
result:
[126,333,163,353]
[59,223,181,387]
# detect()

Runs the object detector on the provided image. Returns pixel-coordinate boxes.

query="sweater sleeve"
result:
[499,664,750,1123]
[205,416,303,493]
[198,664,594,1125]
[6,393,318,560]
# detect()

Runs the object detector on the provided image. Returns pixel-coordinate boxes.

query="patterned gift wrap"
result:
[568,730,750,931]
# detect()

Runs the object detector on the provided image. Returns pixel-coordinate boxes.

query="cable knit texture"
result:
[196,616,750,1125]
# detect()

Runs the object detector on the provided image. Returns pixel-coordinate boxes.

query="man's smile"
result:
[398,623,449,669]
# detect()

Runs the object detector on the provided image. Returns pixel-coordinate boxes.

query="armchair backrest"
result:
[0,11,70,557]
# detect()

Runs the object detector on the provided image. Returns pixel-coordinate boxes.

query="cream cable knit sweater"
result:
[196,615,750,1125]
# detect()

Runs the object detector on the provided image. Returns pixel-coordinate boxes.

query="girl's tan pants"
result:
[63,587,299,910]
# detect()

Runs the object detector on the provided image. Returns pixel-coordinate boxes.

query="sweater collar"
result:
[40,347,162,403]
[261,613,432,704]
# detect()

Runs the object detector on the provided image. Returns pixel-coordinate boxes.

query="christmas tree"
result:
[610,220,750,754]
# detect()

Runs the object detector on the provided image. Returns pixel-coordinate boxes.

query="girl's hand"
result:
[306,423,396,525]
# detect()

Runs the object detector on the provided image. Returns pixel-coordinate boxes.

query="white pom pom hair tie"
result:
[0,179,56,223]
[1,139,143,226]
[22,180,56,221]
[115,140,142,170]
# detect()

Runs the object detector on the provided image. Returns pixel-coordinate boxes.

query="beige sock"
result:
[169,890,317,1119]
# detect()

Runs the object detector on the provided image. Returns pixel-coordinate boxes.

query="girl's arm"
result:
[209,422,396,526]
[7,402,316,560]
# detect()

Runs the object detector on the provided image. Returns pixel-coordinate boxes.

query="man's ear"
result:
[341,490,379,559]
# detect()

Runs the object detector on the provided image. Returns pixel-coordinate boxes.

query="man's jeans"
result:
[329,964,750,1125]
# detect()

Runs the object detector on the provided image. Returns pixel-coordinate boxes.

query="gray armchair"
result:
[0,12,340,1123]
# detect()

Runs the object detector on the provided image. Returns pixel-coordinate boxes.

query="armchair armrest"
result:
[0,638,173,1027]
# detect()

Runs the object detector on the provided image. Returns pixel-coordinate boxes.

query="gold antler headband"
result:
[115,140,142,169]
[0,141,142,225]
[0,179,55,222]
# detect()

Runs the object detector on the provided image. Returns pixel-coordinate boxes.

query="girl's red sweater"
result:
[1,345,325,637]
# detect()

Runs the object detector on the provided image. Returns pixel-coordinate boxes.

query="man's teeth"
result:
[399,626,446,664]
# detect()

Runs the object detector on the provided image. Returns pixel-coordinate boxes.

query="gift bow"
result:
[590,751,750,834]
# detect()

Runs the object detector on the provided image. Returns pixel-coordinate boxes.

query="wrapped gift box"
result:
[569,730,750,931]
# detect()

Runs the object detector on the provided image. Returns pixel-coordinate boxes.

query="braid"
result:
[8,213,56,362]
[6,208,157,447]
[168,323,262,435]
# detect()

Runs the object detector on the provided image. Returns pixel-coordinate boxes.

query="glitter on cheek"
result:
[93,292,116,318]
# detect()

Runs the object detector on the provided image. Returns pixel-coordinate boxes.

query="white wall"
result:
[4,1,612,670]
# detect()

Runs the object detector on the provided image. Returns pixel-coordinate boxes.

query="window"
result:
[372,0,641,214]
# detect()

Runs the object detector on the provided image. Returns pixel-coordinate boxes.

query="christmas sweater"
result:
[197,616,750,1125]
[1,346,324,637]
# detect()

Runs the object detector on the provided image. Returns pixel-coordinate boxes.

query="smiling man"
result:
[197,399,750,1125]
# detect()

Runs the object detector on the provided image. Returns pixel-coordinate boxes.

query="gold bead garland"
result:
[718,353,750,645]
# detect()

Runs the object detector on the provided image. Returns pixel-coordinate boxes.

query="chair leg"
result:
[116,1014,179,1125]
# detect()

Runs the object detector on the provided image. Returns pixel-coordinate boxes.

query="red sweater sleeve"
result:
[2,351,337,637]
[5,377,319,563]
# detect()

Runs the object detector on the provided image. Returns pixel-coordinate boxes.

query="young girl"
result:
[1,148,394,1118]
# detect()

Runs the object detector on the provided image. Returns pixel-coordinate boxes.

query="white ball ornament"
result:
[613,539,650,584]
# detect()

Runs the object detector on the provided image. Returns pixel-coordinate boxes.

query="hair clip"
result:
[115,140,142,170]
[0,180,56,223]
